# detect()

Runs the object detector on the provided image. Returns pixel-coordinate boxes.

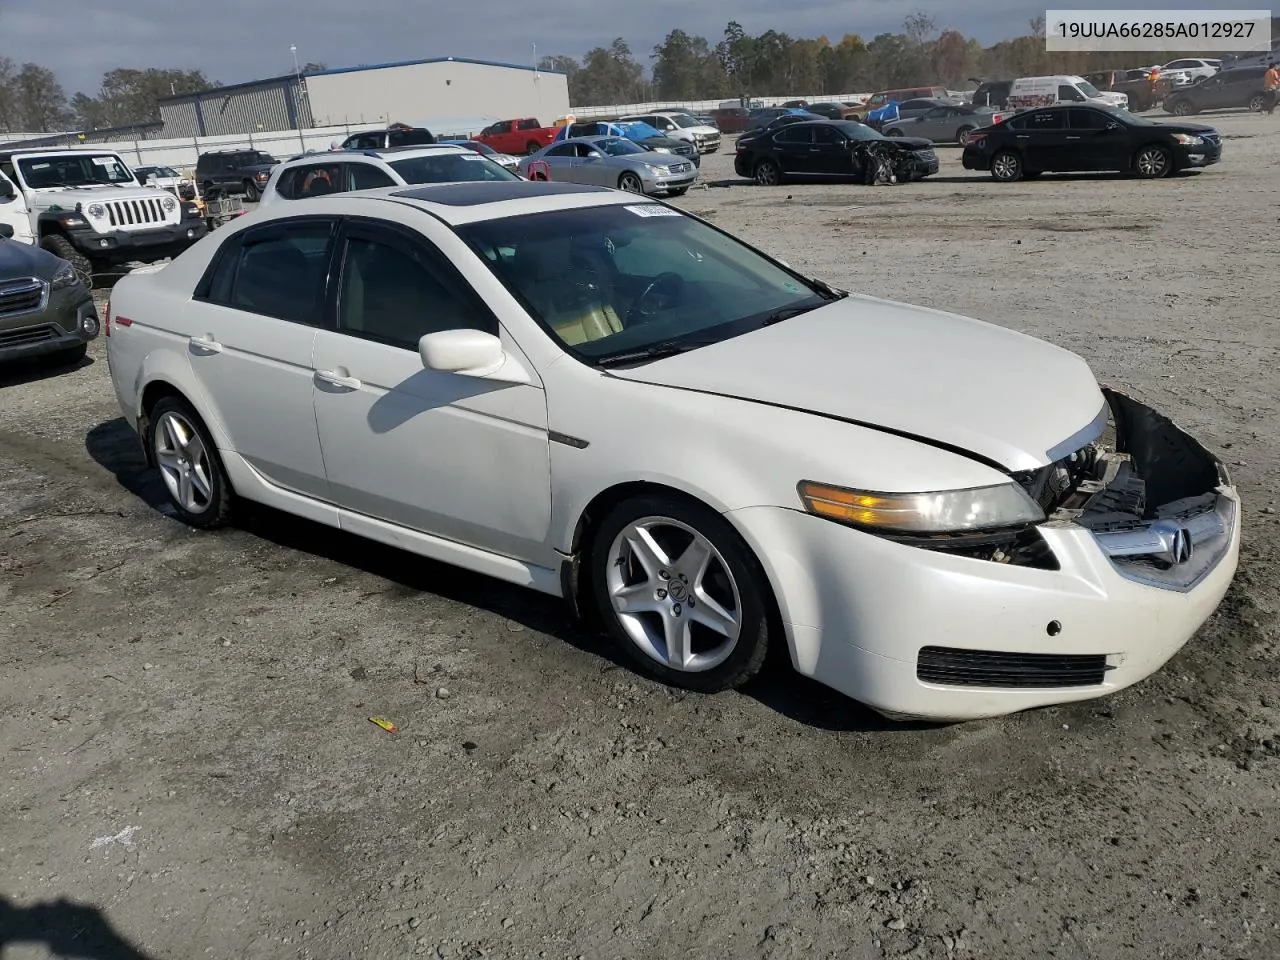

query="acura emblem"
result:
[1150,520,1194,566]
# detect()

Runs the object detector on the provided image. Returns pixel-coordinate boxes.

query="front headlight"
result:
[87,203,106,219]
[1171,133,1204,146]
[797,480,1045,534]
[651,146,672,153]
[161,195,177,212]
[50,263,78,290]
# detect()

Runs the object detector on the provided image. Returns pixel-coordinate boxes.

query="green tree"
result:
[0,56,18,132]
[652,29,725,100]
[715,21,757,98]
[13,63,71,132]
[572,39,644,106]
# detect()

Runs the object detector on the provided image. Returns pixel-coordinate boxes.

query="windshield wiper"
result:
[597,337,716,367]
[760,303,823,327]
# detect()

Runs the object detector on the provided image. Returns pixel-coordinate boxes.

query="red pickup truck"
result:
[474,118,558,155]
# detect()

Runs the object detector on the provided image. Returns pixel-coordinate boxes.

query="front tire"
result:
[589,494,772,693]
[1248,93,1266,112]
[885,128,904,137]
[666,187,689,197]
[990,149,1023,182]
[39,234,93,288]
[1134,144,1172,178]
[617,172,644,193]
[146,397,235,528]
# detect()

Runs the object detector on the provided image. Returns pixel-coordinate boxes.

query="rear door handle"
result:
[189,334,221,354]
[315,368,361,390]
[1065,135,1081,140]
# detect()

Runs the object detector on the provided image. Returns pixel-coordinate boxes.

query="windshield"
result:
[596,137,645,157]
[830,120,885,141]
[666,113,701,128]
[1077,80,1102,98]
[388,153,519,183]
[456,203,829,364]
[465,141,497,156]
[17,153,135,187]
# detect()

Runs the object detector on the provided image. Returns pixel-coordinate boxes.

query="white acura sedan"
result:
[103,181,1240,722]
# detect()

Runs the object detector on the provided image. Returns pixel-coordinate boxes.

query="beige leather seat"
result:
[508,243,622,346]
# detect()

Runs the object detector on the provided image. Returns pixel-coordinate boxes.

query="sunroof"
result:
[390,181,612,206]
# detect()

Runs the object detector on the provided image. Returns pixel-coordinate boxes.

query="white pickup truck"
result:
[0,148,207,285]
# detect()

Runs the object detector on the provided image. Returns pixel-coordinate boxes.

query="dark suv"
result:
[1164,66,1270,116]
[339,126,436,150]
[195,149,280,202]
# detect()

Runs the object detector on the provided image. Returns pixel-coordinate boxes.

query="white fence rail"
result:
[569,93,874,117]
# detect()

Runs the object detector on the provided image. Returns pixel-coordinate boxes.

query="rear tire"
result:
[885,128,904,137]
[1169,99,1194,117]
[243,180,259,202]
[146,396,235,529]
[1248,93,1266,112]
[990,149,1023,182]
[39,234,93,289]
[526,141,542,155]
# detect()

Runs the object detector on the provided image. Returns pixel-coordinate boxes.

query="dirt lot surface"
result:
[3,111,1279,960]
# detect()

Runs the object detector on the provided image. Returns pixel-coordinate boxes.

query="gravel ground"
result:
[2,111,1279,960]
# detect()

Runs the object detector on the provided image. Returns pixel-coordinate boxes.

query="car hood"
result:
[0,236,62,279]
[878,136,933,149]
[606,294,1105,472]
[1153,121,1218,134]
[26,185,170,210]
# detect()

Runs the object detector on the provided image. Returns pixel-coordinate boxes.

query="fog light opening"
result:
[81,315,99,336]
[1046,620,1062,637]
[99,239,110,248]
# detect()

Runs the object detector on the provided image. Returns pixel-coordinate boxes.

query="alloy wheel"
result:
[991,151,1021,181]
[619,173,643,193]
[153,409,214,514]
[1136,146,1169,177]
[755,160,779,186]
[604,516,742,673]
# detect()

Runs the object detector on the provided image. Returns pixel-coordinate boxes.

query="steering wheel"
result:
[627,272,684,324]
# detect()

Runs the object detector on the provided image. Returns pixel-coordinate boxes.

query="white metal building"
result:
[305,57,570,131]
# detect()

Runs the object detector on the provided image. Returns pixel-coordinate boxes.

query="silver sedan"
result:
[883,104,999,145]
[519,136,698,196]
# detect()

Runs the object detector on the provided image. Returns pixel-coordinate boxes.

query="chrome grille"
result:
[103,197,168,228]
[670,163,692,174]
[0,278,44,317]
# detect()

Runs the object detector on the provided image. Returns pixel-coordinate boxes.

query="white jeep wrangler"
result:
[0,149,208,285]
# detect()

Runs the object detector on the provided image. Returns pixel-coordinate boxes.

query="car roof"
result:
[275,145,471,168]
[241,181,660,227]
[3,148,127,157]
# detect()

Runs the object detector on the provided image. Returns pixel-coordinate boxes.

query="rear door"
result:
[181,216,336,500]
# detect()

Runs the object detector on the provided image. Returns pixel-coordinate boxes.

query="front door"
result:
[0,166,33,244]
[181,216,336,500]
[1065,108,1126,170]
[809,125,854,175]
[310,217,554,565]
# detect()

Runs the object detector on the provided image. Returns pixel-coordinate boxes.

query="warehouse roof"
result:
[307,56,567,78]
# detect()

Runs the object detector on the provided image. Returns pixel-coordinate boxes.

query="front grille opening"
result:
[918,646,1111,688]
[0,325,57,347]
[0,279,43,316]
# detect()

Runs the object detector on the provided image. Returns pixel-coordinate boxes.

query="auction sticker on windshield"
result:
[624,205,682,217]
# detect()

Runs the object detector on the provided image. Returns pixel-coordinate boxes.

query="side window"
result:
[1058,84,1084,101]
[1068,108,1109,130]
[774,126,812,144]
[347,162,396,190]
[337,230,495,348]
[517,119,539,130]
[274,168,301,200]
[288,163,344,198]
[812,126,843,145]
[1024,109,1065,130]
[544,144,576,158]
[205,221,334,324]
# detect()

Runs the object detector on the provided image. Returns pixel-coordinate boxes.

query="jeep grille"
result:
[103,198,169,227]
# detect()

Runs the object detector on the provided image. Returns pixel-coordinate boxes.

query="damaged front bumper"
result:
[1027,388,1236,594]
[725,389,1241,722]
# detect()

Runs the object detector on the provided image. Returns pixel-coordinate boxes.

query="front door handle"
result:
[189,334,221,354]
[1065,135,1081,140]
[315,368,361,390]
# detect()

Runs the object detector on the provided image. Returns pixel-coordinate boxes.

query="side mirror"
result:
[419,329,529,383]
[0,223,13,238]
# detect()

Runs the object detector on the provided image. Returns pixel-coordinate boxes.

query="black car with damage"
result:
[735,119,939,186]
[962,104,1221,181]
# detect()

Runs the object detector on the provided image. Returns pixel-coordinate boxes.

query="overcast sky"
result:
[2,0,1229,95]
